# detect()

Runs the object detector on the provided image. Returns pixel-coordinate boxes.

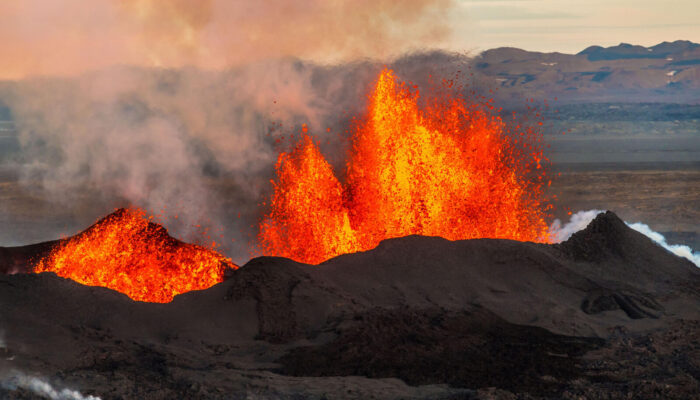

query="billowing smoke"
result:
[550,210,700,267]
[0,54,472,262]
[0,62,323,259]
[1,370,100,400]
[0,0,459,80]
[0,0,475,263]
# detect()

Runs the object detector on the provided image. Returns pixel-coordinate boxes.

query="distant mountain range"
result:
[474,40,700,104]
[580,40,700,61]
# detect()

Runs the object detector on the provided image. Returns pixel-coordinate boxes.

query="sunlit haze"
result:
[452,0,700,53]
[1,0,699,79]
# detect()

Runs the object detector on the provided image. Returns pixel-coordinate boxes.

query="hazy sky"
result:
[451,0,700,53]
[1,0,699,79]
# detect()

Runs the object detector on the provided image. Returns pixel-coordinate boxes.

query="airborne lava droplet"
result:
[35,208,235,303]
[259,69,552,264]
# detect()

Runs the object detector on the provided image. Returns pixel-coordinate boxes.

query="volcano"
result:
[1,208,237,303]
[0,211,698,399]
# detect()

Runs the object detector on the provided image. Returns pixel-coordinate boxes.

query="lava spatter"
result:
[35,208,235,303]
[259,69,552,264]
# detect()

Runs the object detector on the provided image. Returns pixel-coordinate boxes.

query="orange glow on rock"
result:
[35,208,235,303]
[259,68,552,264]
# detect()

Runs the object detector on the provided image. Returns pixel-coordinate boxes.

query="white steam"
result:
[1,370,100,400]
[548,209,605,243]
[626,222,700,267]
[550,210,700,267]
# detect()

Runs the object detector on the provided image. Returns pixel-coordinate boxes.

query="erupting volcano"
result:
[34,208,235,303]
[259,69,552,264]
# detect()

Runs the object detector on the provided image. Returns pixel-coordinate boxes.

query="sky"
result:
[0,0,699,79]
[452,0,700,53]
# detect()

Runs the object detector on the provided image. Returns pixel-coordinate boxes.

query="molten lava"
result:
[35,208,234,303]
[259,69,552,264]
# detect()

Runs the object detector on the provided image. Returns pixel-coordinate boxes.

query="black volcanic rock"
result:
[278,307,605,397]
[0,211,699,399]
[558,211,699,291]
[559,211,634,261]
[0,240,57,274]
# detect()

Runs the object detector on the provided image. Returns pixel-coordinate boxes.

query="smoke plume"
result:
[1,370,100,400]
[550,210,700,267]
[0,54,472,262]
[0,0,457,80]
[0,0,480,262]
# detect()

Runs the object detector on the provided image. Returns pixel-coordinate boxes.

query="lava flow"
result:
[259,68,552,264]
[35,208,235,303]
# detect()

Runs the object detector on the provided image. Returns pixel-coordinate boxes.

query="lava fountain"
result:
[259,68,552,264]
[35,208,235,303]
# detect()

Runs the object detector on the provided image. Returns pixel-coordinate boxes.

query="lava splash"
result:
[35,208,235,303]
[259,69,552,264]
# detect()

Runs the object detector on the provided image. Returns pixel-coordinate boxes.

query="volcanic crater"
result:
[0,210,698,399]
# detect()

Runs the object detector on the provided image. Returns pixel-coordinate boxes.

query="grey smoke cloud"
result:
[0,54,473,263]
[1,62,318,261]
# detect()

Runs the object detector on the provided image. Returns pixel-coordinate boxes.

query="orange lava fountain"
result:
[35,208,235,303]
[259,69,552,264]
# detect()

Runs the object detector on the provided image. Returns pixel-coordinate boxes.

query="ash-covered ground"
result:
[0,211,698,399]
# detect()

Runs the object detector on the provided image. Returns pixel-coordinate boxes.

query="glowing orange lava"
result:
[259,69,552,264]
[35,208,235,303]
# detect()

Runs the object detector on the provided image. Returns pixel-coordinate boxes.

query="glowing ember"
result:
[35,208,235,303]
[259,69,552,264]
